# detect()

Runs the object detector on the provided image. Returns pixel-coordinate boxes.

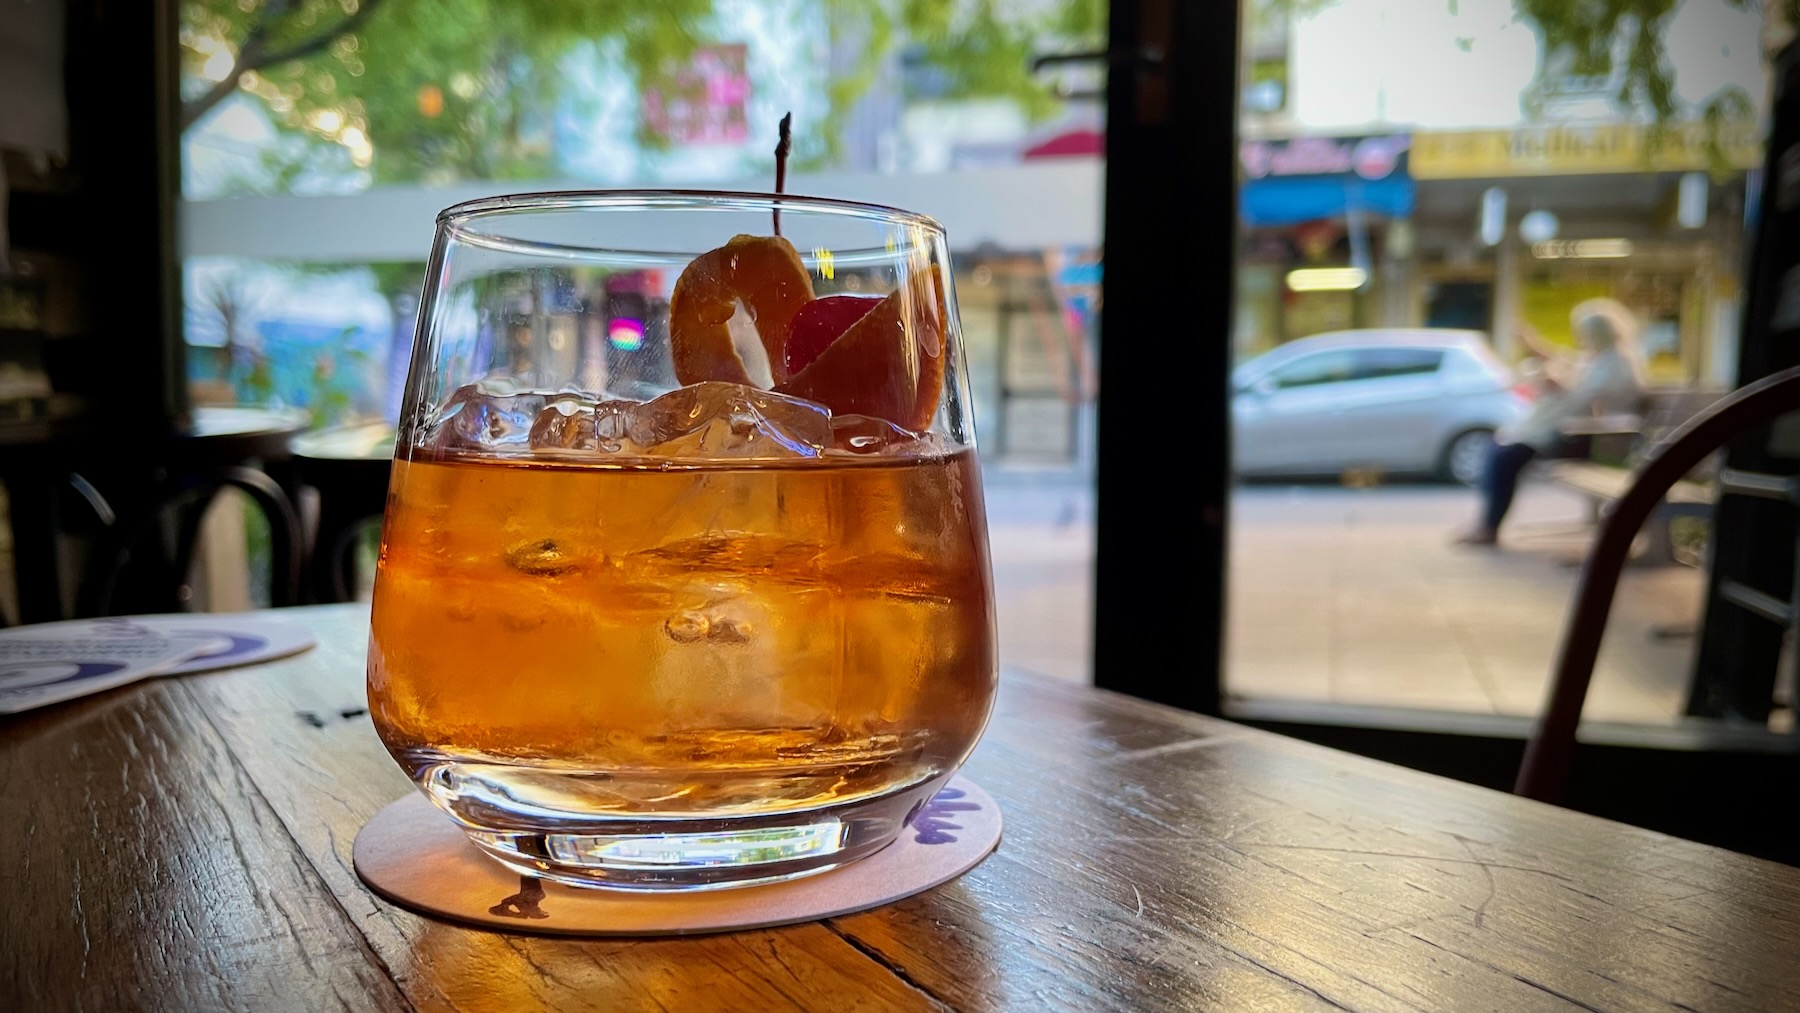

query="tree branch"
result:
[180,35,270,132]
[256,0,387,71]
[180,0,389,132]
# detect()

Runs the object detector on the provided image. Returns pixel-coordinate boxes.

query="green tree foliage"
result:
[1250,0,1768,130]
[183,0,1770,186]
[804,0,1103,167]
[181,0,1104,185]
[182,0,710,184]
[1515,0,1765,170]
[1516,0,1760,123]
[895,0,1104,119]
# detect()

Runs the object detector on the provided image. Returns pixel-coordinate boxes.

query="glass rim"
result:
[438,188,947,233]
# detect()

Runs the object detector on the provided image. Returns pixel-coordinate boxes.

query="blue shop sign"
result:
[1240,134,1414,226]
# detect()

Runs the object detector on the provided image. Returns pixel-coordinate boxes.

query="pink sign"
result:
[642,44,751,146]
[1240,135,1410,180]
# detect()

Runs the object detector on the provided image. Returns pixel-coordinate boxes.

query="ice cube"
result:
[829,414,932,456]
[707,616,755,644]
[504,538,581,576]
[660,607,754,645]
[664,611,710,643]
[529,396,642,454]
[528,393,598,450]
[431,383,548,451]
[629,382,831,460]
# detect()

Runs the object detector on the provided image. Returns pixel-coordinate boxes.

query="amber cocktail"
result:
[368,192,996,889]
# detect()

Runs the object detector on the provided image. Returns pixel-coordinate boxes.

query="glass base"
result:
[412,757,950,891]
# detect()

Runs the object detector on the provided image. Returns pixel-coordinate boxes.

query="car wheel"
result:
[1442,429,1493,487]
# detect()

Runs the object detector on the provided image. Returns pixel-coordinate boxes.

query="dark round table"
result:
[289,422,396,603]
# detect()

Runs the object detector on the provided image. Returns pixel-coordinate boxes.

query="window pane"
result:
[177,0,1108,685]
[1227,0,1771,727]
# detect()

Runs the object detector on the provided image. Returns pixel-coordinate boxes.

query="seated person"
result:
[1456,300,1647,547]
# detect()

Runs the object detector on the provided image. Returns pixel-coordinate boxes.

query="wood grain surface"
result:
[6,603,1800,1011]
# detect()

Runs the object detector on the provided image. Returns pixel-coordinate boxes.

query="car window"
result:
[1353,347,1444,380]
[1439,345,1503,381]
[1268,350,1358,389]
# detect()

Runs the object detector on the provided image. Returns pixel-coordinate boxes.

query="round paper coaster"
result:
[353,776,1001,936]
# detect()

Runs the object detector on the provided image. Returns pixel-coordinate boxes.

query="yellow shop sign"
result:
[1411,122,1762,179]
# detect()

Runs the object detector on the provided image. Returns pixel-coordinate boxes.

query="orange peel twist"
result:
[669,234,948,432]
[668,234,815,387]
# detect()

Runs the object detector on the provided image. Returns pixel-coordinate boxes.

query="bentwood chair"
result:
[1516,364,1800,802]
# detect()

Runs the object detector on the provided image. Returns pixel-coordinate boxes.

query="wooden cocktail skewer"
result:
[773,112,792,237]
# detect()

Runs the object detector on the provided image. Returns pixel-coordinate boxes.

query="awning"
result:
[1241,175,1415,227]
[1023,130,1104,159]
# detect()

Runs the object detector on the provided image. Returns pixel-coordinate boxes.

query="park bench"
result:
[1543,389,1725,564]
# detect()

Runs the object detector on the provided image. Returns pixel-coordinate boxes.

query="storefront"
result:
[1235,133,1415,360]
[1408,120,1761,386]
[1236,121,1762,386]
[954,249,1100,469]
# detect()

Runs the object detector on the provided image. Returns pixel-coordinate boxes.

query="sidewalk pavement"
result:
[986,476,1706,725]
[983,470,1095,684]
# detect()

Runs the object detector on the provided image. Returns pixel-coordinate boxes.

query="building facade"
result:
[1237,0,1772,387]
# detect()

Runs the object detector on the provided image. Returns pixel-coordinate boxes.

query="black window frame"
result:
[1091,0,1237,714]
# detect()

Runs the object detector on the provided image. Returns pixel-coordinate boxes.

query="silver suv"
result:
[1232,329,1529,485]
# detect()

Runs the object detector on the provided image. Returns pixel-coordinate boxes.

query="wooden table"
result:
[6,604,1800,1010]
[289,423,396,602]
